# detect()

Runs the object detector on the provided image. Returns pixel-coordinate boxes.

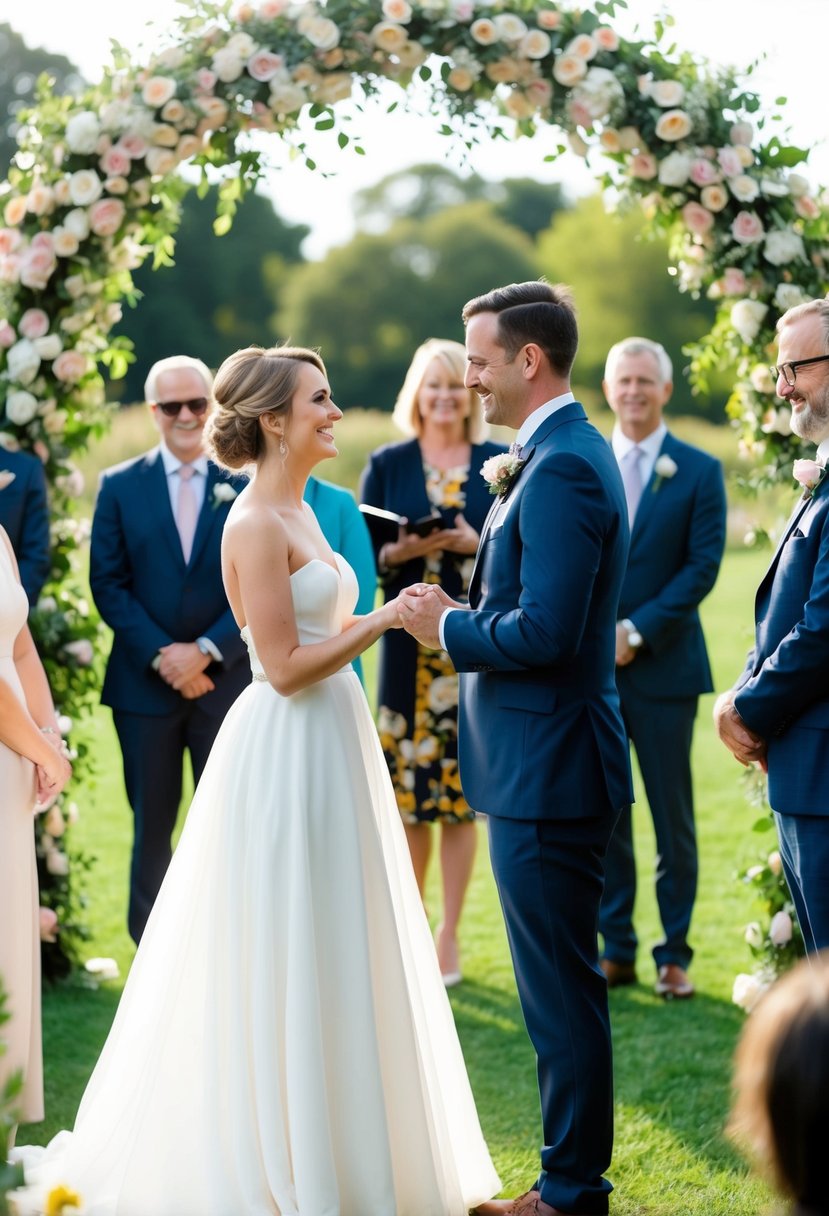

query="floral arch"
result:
[1,0,827,970]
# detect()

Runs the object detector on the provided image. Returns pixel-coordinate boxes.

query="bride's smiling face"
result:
[284,361,342,463]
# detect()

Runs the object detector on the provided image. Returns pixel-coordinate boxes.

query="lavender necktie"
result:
[176,464,199,563]
[620,446,645,526]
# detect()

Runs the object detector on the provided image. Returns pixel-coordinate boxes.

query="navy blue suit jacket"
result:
[90,447,249,719]
[0,447,50,605]
[617,432,726,699]
[734,478,829,816]
[444,402,633,819]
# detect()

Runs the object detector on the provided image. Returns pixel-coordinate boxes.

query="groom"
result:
[400,281,632,1216]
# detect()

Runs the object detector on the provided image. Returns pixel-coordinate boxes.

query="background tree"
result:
[0,24,82,176]
[536,193,724,418]
[278,198,538,409]
[117,185,309,401]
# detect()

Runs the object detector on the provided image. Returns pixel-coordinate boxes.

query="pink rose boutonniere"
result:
[793,458,826,498]
[0,470,16,491]
[481,451,525,499]
[652,454,678,493]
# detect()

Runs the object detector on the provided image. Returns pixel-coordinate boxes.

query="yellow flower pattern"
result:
[381,463,475,825]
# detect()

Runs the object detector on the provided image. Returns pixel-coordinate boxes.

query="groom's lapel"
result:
[468,447,536,603]
[758,481,825,597]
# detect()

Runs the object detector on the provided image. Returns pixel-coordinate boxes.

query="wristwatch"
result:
[196,637,213,659]
[620,618,643,650]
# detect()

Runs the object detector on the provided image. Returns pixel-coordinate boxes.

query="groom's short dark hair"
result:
[462,280,578,377]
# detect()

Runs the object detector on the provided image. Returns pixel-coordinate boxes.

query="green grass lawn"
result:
[18,542,780,1213]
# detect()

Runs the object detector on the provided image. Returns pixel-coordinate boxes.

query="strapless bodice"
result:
[241,554,359,681]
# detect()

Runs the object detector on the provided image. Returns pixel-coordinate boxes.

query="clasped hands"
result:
[394,582,461,649]
[713,691,768,772]
[157,642,214,699]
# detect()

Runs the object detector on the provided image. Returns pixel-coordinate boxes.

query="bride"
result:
[11,345,499,1216]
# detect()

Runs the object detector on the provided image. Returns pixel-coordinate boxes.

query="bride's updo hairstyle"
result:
[206,344,327,470]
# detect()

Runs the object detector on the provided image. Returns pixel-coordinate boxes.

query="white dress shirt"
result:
[611,421,668,487]
[160,443,209,518]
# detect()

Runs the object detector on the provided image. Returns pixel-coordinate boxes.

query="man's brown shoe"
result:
[470,1191,561,1215]
[654,963,694,999]
[600,958,637,988]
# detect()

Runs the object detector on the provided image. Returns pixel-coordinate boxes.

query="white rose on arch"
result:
[5,391,39,425]
[731,299,769,344]
[763,229,807,266]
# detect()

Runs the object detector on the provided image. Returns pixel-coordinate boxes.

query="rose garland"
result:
[1,0,827,975]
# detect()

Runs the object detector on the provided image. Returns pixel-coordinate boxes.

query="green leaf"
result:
[314,117,335,130]
[213,214,233,236]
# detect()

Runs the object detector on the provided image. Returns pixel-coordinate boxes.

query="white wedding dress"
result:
[12,556,499,1216]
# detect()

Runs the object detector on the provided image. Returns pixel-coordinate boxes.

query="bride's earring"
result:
[279,436,288,460]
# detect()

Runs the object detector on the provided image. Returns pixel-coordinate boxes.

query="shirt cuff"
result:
[438,607,457,651]
[197,635,224,663]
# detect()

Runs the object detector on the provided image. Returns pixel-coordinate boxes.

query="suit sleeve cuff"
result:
[197,635,224,664]
[438,607,457,651]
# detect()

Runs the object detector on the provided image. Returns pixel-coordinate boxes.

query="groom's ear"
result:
[522,343,544,379]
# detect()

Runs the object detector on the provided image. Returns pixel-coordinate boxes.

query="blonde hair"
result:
[391,338,488,443]
[205,344,326,470]
[144,355,213,403]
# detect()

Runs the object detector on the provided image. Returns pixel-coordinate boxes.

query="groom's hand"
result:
[399,584,456,649]
[713,691,767,770]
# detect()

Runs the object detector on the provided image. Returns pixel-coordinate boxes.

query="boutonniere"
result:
[651,454,678,492]
[0,471,15,491]
[481,452,526,499]
[211,482,238,509]
[793,458,826,499]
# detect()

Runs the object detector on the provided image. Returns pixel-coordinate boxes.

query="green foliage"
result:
[0,981,24,1214]
[538,194,728,418]
[278,199,537,408]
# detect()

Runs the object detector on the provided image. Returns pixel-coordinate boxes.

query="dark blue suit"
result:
[733,474,829,953]
[443,402,632,1214]
[0,447,50,605]
[90,447,249,942]
[600,433,726,971]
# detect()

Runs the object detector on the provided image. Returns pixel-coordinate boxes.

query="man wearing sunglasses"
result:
[90,355,249,943]
[715,298,829,955]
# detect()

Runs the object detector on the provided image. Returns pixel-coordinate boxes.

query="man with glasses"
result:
[715,298,829,954]
[90,356,249,943]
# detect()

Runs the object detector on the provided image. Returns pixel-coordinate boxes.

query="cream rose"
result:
[34,334,63,361]
[495,14,528,42]
[142,75,177,108]
[69,169,103,207]
[382,0,412,21]
[566,34,597,60]
[519,29,551,59]
[3,195,27,226]
[769,910,793,947]
[729,174,759,203]
[212,47,245,82]
[161,99,187,124]
[732,973,767,1013]
[629,153,658,180]
[594,26,619,50]
[552,53,587,86]
[649,79,684,107]
[470,17,498,45]
[145,147,178,175]
[700,184,728,212]
[730,121,753,146]
[302,16,340,50]
[26,183,55,216]
[53,349,89,384]
[370,21,408,52]
[654,108,692,141]
[537,10,561,30]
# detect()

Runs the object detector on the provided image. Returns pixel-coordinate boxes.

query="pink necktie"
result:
[621,446,644,526]
[176,464,198,563]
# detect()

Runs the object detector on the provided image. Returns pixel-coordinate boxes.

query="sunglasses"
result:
[156,397,210,418]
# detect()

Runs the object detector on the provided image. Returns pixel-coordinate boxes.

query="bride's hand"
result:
[381,597,406,630]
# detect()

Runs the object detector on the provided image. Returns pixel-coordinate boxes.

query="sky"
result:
[1,0,827,257]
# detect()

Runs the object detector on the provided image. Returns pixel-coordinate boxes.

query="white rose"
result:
[69,169,103,206]
[5,390,39,425]
[760,177,790,198]
[751,365,777,395]
[731,299,768,344]
[65,110,101,153]
[212,482,238,503]
[774,282,810,312]
[788,172,810,198]
[769,910,793,946]
[764,229,806,266]
[732,972,767,1013]
[46,848,70,876]
[744,922,764,949]
[654,109,693,141]
[654,454,678,479]
[648,79,684,107]
[7,338,41,385]
[494,13,528,42]
[428,675,459,714]
[63,638,94,665]
[658,151,693,187]
[34,334,63,361]
[212,47,245,82]
[85,957,120,980]
[145,147,178,175]
[729,174,759,203]
[302,16,340,50]
[226,31,257,57]
[52,228,80,257]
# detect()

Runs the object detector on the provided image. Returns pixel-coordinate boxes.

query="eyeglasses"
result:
[156,397,210,417]
[770,355,829,387]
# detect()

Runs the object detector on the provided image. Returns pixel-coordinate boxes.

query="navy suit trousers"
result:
[114,703,224,943]
[487,813,618,1214]
[774,812,829,954]
[600,688,698,970]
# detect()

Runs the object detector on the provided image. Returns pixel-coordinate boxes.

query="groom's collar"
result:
[514,391,576,448]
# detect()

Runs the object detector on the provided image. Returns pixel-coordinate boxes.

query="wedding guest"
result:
[89,355,249,944]
[303,474,376,684]
[598,337,726,1000]
[715,299,829,955]
[0,446,51,606]
[729,953,829,1216]
[359,337,505,985]
[401,282,632,1216]
[0,526,71,1139]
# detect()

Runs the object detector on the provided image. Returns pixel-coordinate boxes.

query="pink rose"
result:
[39,906,59,942]
[259,0,289,16]
[793,459,825,492]
[594,26,619,50]
[682,201,715,235]
[0,228,21,256]
[120,133,149,159]
[100,145,132,177]
[196,67,217,92]
[247,49,285,81]
[88,198,126,237]
[717,146,742,177]
[19,308,50,339]
[20,245,57,290]
[795,195,820,220]
[689,158,720,187]
[769,909,794,946]
[629,153,658,180]
[536,10,561,29]
[53,349,89,384]
[722,267,747,295]
[0,320,16,347]
[731,210,765,245]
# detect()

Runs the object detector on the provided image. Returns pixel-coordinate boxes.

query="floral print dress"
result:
[378,462,476,824]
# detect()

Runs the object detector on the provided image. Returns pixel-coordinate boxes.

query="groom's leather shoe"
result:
[600,958,637,988]
[654,963,695,999]
[470,1190,562,1215]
